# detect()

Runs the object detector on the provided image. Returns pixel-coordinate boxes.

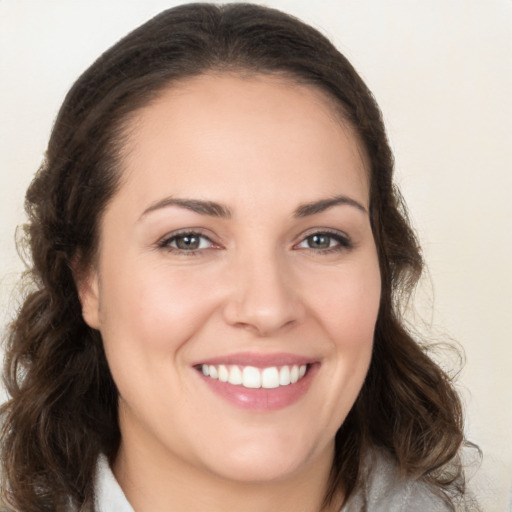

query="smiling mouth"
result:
[196,364,309,389]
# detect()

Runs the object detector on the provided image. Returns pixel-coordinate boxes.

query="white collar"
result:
[95,454,135,512]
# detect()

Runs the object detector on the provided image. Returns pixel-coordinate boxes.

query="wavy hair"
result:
[1,3,472,511]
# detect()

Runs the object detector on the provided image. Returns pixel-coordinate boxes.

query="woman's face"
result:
[81,73,381,484]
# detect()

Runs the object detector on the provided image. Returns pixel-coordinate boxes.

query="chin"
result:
[197,433,330,484]
[206,455,307,484]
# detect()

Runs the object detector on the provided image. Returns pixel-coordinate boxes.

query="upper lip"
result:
[192,352,317,368]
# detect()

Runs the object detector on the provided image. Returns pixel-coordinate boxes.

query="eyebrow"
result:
[140,197,232,219]
[139,194,367,220]
[293,195,367,217]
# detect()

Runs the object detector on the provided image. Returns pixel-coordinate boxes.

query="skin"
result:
[80,73,381,512]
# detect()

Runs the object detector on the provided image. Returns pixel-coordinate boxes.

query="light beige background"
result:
[1,1,511,510]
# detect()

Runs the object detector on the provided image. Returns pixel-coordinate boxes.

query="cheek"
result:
[98,260,221,355]
[299,258,380,435]
[305,259,381,347]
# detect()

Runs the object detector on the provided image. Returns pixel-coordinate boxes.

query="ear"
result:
[76,266,101,330]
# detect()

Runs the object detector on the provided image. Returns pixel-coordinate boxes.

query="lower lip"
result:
[196,364,318,411]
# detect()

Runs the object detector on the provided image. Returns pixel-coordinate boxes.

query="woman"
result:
[0,3,478,511]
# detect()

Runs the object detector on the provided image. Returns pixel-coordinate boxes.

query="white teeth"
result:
[279,366,291,386]
[290,365,299,384]
[242,366,261,388]
[261,367,279,389]
[201,363,309,389]
[218,365,229,382]
[228,365,243,385]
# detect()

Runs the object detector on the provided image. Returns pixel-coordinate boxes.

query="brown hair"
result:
[1,3,472,511]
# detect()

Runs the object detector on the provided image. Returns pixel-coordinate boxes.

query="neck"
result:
[113,435,342,512]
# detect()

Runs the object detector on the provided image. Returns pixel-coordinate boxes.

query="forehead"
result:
[115,72,369,212]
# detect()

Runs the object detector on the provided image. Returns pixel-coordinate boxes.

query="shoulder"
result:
[341,449,452,512]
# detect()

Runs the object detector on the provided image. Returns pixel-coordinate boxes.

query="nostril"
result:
[222,293,302,337]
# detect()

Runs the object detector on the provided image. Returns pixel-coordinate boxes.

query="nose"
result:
[222,250,305,337]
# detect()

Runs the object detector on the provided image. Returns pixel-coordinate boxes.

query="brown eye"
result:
[306,234,332,249]
[296,231,351,252]
[175,234,201,250]
[161,232,213,252]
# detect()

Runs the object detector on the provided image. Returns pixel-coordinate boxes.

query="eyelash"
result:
[158,230,218,256]
[294,229,352,254]
[158,229,352,255]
